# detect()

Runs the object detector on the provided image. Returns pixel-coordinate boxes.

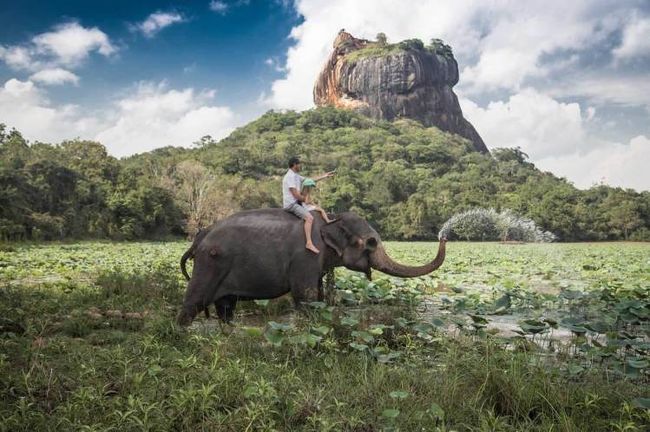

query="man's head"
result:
[288,156,301,172]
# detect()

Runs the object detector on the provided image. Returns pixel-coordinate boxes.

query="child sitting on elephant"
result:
[301,178,334,224]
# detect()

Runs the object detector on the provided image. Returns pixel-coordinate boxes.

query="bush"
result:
[438,208,557,242]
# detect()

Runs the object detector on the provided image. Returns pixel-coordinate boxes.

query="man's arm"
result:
[313,170,336,182]
[289,187,305,202]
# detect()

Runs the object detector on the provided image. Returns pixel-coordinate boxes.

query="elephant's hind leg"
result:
[177,255,231,326]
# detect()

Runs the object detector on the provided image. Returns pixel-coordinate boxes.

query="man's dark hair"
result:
[288,156,301,168]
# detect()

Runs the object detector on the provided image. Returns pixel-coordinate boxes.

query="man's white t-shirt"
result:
[282,169,304,208]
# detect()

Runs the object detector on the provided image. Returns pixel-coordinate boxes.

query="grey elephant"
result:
[176,209,446,325]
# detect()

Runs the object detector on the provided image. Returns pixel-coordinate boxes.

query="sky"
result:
[0,0,649,191]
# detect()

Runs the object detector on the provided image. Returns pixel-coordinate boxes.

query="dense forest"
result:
[1,107,649,241]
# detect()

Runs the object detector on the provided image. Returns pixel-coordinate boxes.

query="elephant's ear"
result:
[321,220,350,257]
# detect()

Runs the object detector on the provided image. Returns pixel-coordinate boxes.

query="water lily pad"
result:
[349,342,368,351]
[631,397,650,409]
[341,316,360,327]
[389,390,410,399]
[627,359,649,369]
[381,409,400,419]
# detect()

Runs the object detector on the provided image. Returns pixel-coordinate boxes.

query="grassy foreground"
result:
[0,241,648,431]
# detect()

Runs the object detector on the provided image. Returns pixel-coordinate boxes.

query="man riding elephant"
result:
[282,156,335,254]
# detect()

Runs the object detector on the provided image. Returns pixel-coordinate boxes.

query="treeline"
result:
[1,108,649,241]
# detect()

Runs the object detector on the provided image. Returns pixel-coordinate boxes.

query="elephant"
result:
[176,209,446,325]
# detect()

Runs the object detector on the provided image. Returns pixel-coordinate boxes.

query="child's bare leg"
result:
[304,214,319,254]
[318,208,333,223]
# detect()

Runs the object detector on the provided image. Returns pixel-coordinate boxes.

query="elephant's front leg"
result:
[317,276,324,302]
[289,274,321,309]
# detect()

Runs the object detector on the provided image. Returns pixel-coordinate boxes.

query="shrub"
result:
[438,208,557,242]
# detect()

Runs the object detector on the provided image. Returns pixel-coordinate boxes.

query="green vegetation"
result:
[2,107,649,242]
[1,241,648,430]
[344,36,454,62]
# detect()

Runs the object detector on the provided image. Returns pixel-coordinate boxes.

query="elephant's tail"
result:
[180,227,209,281]
[180,247,193,281]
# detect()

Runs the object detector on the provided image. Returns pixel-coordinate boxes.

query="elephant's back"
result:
[204,208,306,251]
[221,208,302,232]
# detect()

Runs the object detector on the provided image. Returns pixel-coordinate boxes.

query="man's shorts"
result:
[284,202,310,220]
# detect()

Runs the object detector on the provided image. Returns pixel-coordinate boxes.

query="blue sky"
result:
[0,1,649,191]
[0,0,298,111]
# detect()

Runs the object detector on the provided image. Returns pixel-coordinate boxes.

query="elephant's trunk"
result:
[369,239,446,277]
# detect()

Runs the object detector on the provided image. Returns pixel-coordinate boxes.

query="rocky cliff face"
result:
[314,31,488,153]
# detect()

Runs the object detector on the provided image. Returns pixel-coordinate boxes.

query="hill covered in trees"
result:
[1,108,649,241]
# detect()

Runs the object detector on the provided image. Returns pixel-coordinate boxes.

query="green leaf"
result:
[349,342,368,351]
[543,318,558,328]
[565,324,588,336]
[469,314,489,324]
[341,316,359,327]
[519,320,547,335]
[268,321,292,331]
[320,307,334,321]
[351,331,374,343]
[243,385,257,398]
[567,364,584,376]
[430,318,445,327]
[253,299,270,307]
[369,324,389,335]
[494,294,511,310]
[264,329,285,346]
[631,398,650,410]
[394,317,409,327]
[560,290,583,300]
[412,322,434,334]
[310,325,331,336]
[627,359,649,369]
[381,409,400,419]
[243,326,263,337]
[305,333,322,348]
[427,402,445,420]
[377,352,401,363]
[389,391,410,399]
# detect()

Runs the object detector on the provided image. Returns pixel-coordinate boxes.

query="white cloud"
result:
[548,73,650,108]
[97,82,236,156]
[32,22,115,65]
[460,88,649,191]
[29,68,80,86]
[0,79,102,142]
[209,1,229,14]
[0,21,115,71]
[264,56,286,72]
[0,78,237,157]
[537,135,650,191]
[0,45,36,70]
[266,0,646,108]
[133,12,185,38]
[613,17,650,60]
[460,89,586,159]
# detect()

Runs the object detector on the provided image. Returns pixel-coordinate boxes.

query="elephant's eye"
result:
[365,237,378,251]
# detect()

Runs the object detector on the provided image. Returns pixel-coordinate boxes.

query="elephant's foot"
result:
[176,308,196,327]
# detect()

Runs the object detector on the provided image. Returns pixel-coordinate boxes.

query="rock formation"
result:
[314,31,489,153]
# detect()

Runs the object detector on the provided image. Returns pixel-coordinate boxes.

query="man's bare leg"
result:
[304,215,320,254]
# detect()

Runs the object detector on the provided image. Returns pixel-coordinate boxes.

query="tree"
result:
[376,32,387,46]
[163,160,238,236]
[603,193,643,240]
